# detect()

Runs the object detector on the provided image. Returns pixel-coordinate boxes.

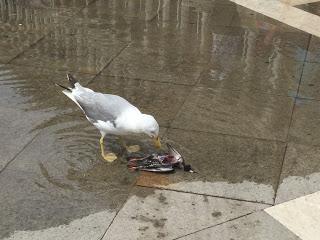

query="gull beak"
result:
[153,136,161,149]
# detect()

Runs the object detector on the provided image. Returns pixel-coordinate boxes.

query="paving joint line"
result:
[99,182,137,240]
[167,55,211,129]
[6,36,46,64]
[172,211,256,240]
[135,185,273,206]
[6,0,98,65]
[0,132,41,175]
[85,43,131,87]
[272,34,312,205]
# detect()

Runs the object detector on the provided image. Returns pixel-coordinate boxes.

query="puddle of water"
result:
[1,0,320,238]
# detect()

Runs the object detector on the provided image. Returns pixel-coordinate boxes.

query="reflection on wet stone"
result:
[172,87,294,141]
[137,128,285,203]
[0,114,137,238]
[276,143,320,204]
[1,0,320,238]
[0,0,88,63]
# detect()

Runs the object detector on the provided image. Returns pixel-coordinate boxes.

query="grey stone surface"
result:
[1,0,319,239]
[102,187,268,240]
[178,211,300,240]
[2,209,115,240]
[289,98,320,146]
[230,4,308,33]
[11,28,128,74]
[276,143,320,204]
[171,87,294,141]
[0,0,89,63]
[0,116,137,238]
[198,54,303,96]
[137,128,285,204]
[306,36,320,63]
[298,63,320,100]
[0,64,94,171]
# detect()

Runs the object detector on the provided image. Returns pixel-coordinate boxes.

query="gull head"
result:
[140,114,161,148]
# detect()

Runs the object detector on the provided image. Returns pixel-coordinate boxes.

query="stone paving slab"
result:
[289,98,320,145]
[171,86,294,141]
[136,128,285,204]
[275,143,320,204]
[10,26,128,75]
[0,0,90,63]
[298,63,320,100]
[0,169,120,240]
[198,54,303,96]
[230,3,307,33]
[0,64,94,170]
[1,0,320,239]
[0,115,138,239]
[266,191,320,240]
[2,209,115,240]
[306,36,320,63]
[201,24,309,62]
[178,211,300,240]
[104,39,207,85]
[79,0,168,22]
[102,187,268,240]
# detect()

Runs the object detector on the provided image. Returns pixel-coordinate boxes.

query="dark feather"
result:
[67,73,78,88]
[55,83,71,92]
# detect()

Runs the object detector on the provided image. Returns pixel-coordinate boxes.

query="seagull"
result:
[56,74,161,162]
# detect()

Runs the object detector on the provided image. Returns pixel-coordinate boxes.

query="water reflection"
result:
[0,0,319,237]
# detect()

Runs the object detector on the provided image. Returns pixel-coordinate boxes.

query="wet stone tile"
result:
[103,38,208,85]
[177,0,237,26]
[1,0,95,10]
[79,0,168,22]
[11,26,128,74]
[0,64,94,170]
[276,143,320,204]
[0,169,121,240]
[137,128,286,204]
[0,0,82,63]
[296,2,320,17]
[0,26,43,63]
[230,4,307,33]
[103,187,268,240]
[179,211,300,240]
[298,63,320,100]
[171,87,294,141]
[1,207,115,240]
[209,25,309,62]
[306,36,320,63]
[0,115,138,238]
[289,98,320,146]
[87,75,192,127]
[198,54,303,96]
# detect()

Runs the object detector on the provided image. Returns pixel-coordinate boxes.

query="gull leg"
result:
[100,136,117,162]
[119,137,141,153]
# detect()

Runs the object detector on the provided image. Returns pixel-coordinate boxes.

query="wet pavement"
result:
[1,0,320,239]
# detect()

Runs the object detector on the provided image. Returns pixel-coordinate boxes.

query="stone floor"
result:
[1,0,320,239]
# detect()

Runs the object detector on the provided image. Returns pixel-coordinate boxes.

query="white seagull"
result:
[56,74,161,162]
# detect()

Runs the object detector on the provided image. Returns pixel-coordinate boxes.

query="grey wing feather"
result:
[74,92,134,123]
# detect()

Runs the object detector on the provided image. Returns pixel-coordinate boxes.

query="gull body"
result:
[57,74,161,162]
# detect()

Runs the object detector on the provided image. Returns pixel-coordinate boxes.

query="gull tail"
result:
[55,73,84,111]
[54,73,79,91]
[55,83,71,92]
[67,73,78,88]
